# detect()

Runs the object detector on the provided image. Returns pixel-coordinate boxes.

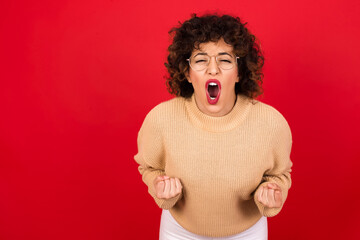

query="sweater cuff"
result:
[150,189,183,210]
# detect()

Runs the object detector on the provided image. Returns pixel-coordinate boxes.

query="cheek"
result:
[224,71,239,85]
[189,71,202,85]
[232,70,240,82]
[189,70,199,80]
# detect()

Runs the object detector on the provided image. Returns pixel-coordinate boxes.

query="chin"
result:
[204,104,225,116]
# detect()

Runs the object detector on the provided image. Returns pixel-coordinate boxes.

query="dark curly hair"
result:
[165,13,264,99]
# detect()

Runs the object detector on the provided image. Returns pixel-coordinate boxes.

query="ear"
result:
[185,70,192,83]
[235,75,240,83]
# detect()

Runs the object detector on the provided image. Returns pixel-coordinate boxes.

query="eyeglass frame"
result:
[186,53,239,71]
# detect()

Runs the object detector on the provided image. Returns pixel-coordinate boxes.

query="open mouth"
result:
[208,83,219,99]
[206,79,221,104]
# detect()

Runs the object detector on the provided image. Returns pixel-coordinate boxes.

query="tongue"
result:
[208,85,219,98]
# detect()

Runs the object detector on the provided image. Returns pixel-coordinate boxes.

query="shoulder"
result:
[149,97,185,114]
[249,98,292,135]
[143,97,186,126]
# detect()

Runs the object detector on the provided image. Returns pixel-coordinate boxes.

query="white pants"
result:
[159,210,268,240]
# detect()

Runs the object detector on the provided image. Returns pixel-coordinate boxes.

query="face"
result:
[186,38,239,117]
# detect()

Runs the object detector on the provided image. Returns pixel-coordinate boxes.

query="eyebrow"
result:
[194,52,233,57]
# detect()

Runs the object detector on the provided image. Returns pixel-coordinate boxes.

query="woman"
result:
[134,14,293,240]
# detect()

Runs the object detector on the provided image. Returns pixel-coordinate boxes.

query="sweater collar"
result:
[184,93,253,132]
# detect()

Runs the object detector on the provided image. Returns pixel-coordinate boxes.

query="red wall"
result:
[1,0,359,239]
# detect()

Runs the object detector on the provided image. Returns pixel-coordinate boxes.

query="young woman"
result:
[134,14,293,240]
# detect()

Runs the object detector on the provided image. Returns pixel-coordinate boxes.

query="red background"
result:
[1,0,360,239]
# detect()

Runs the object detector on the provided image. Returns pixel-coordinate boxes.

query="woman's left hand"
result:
[256,183,282,208]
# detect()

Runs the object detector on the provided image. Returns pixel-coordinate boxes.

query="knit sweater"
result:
[134,93,293,237]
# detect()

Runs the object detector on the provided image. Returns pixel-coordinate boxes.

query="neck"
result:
[193,93,238,117]
[185,94,253,132]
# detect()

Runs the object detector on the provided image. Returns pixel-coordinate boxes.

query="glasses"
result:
[187,53,239,71]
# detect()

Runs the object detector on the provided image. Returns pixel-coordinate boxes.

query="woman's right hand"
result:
[153,175,183,199]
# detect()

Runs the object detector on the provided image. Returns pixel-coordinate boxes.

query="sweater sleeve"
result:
[254,115,293,217]
[134,109,182,210]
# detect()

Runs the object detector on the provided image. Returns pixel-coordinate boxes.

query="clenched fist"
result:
[256,182,283,208]
[153,175,183,199]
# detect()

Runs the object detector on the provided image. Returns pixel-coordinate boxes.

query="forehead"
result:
[194,39,234,54]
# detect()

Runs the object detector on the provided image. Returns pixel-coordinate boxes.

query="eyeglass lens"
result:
[190,55,236,71]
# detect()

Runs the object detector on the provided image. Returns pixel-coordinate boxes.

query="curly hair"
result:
[165,13,264,99]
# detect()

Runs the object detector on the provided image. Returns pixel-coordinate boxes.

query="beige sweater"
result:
[134,94,293,237]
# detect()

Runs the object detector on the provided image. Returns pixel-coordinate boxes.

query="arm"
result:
[134,110,183,209]
[254,116,293,217]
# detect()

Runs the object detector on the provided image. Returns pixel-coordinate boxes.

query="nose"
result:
[206,56,219,75]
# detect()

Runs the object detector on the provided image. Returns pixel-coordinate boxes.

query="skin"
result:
[256,183,283,208]
[186,38,239,117]
[154,38,283,209]
[153,175,182,199]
